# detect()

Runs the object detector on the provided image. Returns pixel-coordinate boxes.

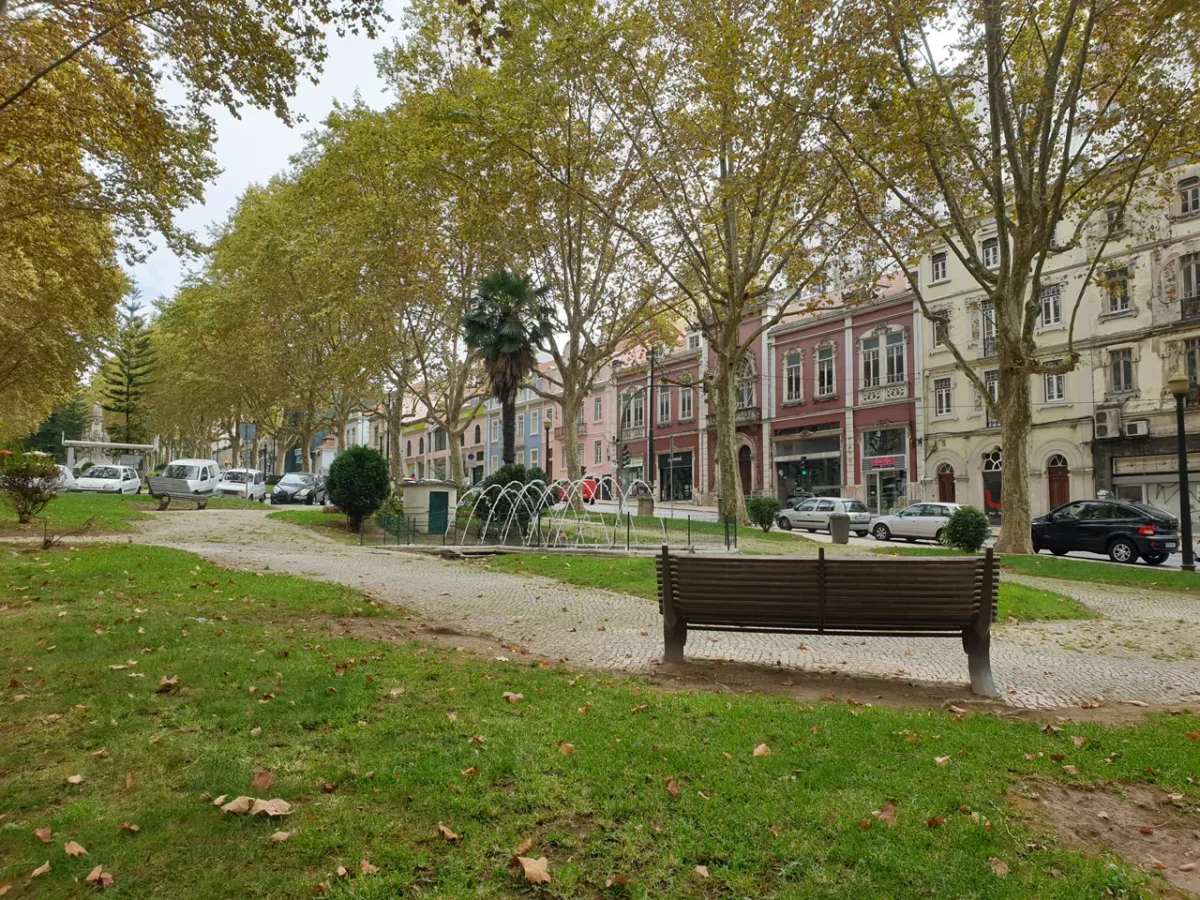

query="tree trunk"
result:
[228,429,241,468]
[711,353,748,525]
[448,432,465,488]
[386,396,404,483]
[250,436,260,470]
[502,394,516,465]
[299,430,315,473]
[993,360,1033,553]
[561,394,583,509]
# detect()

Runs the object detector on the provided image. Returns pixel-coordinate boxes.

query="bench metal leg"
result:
[663,618,687,663]
[962,629,997,698]
[197,499,208,510]
[156,496,170,511]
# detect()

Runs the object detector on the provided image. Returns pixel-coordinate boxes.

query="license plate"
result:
[1164,542,1177,549]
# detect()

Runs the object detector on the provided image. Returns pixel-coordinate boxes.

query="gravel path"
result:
[103,509,1200,709]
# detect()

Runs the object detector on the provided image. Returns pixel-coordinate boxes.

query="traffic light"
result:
[799,456,808,477]
[622,446,631,468]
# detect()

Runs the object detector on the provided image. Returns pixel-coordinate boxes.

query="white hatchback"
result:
[871,502,963,544]
[215,468,267,502]
[73,465,142,494]
[160,459,221,496]
[777,497,872,536]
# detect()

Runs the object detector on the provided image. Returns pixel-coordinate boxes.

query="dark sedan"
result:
[270,473,325,506]
[1031,499,1179,565]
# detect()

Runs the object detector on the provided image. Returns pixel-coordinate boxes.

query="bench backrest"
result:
[657,548,996,635]
[147,476,202,496]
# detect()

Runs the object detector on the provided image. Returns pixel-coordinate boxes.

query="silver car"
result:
[871,502,962,543]
[777,497,872,536]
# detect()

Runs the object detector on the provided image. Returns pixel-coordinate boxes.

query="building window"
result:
[1181,177,1200,216]
[1105,201,1124,234]
[934,377,952,416]
[434,429,447,451]
[490,420,499,442]
[863,428,905,456]
[593,440,602,466]
[577,443,583,467]
[518,450,525,465]
[593,397,602,421]
[885,331,904,383]
[473,425,481,444]
[679,386,693,420]
[419,437,425,455]
[736,356,756,409]
[1039,283,1062,327]
[984,370,999,428]
[657,385,670,424]
[861,337,880,388]
[817,346,835,397]
[491,455,498,471]
[406,440,412,457]
[981,301,997,356]
[1106,268,1130,313]
[529,449,539,468]
[577,404,585,425]
[686,333,700,351]
[516,414,524,436]
[981,236,1000,268]
[1186,339,1200,391]
[530,410,540,434]
[931,251,947,282]
[932,315,948,348]
[622,392,644,429]
[1111,348,1134,393]
[1044,360,1065,403]
[785,350,802,402]
[1182,252,1200,301]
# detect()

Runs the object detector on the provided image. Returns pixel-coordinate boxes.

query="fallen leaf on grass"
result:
[360,859,379,875]
[250,727,262,737]
[31,862,50,878]
[123,774,135,790]
[0,883,10,895]
[502,691,524,704]
[119,823,139,834]
[64,841,87,857]
[389,686,405,697]
[857,819,871,831]
[156,675,180,693]
[67,774,83,784]
[631,703,649,713]
[873,802,896,826]
[753,743,771,757]
[85,865,114,887]
[438,824,459,842]
[559,742,575,755]
[34,826,51,843]
[1062,765,1079,775]
[934,756,951,767]
[925,815,945,828]
[91,749,108,759]
[666,777,680,799]
[1180,863,1197,872]
[249,799,292,817]
[695,864,709,878]
[514,856,551,884]
[221,796,255,815]
[988,858,1009,876]
[270,832,291,844]
[514,837,533,855]
[251,769,273,792]
[1186,732,1199,740]
[335,866,348,878]
[461,766,479,778]
[605,875,629,887]
[721,752,732,760]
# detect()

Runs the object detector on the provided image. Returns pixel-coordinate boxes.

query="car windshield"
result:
[87,466,121,479]
[163,464,199,479]
[280,474,314,486]
[222,472,250,483]
[1131,502,1174,520]
[843,500,868,513]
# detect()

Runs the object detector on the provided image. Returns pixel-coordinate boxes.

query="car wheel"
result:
[1144,553,1169,566]
[1108,537,1137,564]
[1051,549,1068,556]
[806,528,817,533]
[935,528,945,544]
[873,523,891,541]
[777,517,792,531]
[854,531,868,538]
[306,496,314,506]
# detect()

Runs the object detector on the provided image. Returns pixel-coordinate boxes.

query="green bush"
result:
[0,450,61,524]
[746,496,782,532]
[942,505,992,552]
[471,463,551,539]
[372,492,404,523]
[326,446,390,532]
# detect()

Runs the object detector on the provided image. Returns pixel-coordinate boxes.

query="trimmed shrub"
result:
[325,446,390,532]
[942,505,992,552]
[0,451,61,524]
[746,496,782,532]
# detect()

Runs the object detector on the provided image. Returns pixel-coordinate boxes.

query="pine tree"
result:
[23,395,88,461]
[100,293,155,444]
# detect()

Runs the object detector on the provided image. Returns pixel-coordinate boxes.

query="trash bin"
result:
[637,495,655,517]
[829,511,850,544]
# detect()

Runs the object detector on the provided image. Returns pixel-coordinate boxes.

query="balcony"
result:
[621,426,645,441]
[705,406,761,426]
[859,381,909,406]
[1182,296,1200,322]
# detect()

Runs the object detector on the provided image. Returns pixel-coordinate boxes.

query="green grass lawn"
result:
[0,492,153,533]
[0,545,1196,897]
[480,554,1096,621]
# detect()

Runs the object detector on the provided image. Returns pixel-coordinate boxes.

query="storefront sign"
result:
[1114,453,1200,476]
[862,454,906,471]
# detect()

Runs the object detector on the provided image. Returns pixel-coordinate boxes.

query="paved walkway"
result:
[103,509,1200,709]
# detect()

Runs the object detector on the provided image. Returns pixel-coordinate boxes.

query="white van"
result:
[160,459,221,496]
[215,468,267,502]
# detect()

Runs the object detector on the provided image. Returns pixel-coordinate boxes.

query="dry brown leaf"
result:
[360,859,379,875]
[515,856,551,884]
[1071,736,1086,748]
[67,774,83,784]
[666,777,680,799]
[925,815,945,828]
[752,743,771,757]
[156,675,180,693]
[1180,863,1197,873]
[389,686,405,697]
[514,837,534,855]
[220,796,255,815]
[119,823,139,834]
[91,749,108,759]
[31,862,50,878]
[64,841,87,857]
[250,727,262,737]
[461,765,479,778]
[249,798,292,817]
[721,751,732,760]
[695,864,710,878]
[857,819,871,831]
[84,865,113,887]
[502,691,524,704]
[988,858,1009,876]
[559,742,575,755]
[605,875,629,887]
[934,756,951,767]
[1186,732,1199,740]
[270,831,291,844]
[123,773,135,790]
[438,823,459,842]
[0,883,10,896]
[874,802,896,826]
[34,826,52,843]
[335,866,348,878]
[468,734,485,744]
[1062,765,1079,775]
[250,769,273,792]
[212,794,227,806]
[948,705,967,715]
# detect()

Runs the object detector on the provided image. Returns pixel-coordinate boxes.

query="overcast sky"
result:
[128,10,405,307]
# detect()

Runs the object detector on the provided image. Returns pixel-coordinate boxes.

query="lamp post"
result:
[544,411,552,476]
[1167,371,1195,573]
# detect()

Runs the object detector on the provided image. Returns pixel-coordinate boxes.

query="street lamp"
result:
[543,410,552,475]
[1167,370,1195,572]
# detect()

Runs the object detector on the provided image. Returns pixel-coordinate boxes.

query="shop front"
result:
[1110,453,1200,526]
[860,427,909,514]
[657,451,694,501]
[774,430,842,499]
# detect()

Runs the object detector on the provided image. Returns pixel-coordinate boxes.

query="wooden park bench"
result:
[146,476,213,511]
[656,546,999,697]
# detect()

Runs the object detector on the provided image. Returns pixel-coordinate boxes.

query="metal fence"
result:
[357,510,738,552]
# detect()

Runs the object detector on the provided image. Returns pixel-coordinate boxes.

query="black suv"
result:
[1031,500,1179,565]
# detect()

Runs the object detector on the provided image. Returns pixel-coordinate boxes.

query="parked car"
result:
[783,492,815,511]
[777,497,871,536]
[72,465,142,494]
[159,458,222,496]
[52,465,75,492]
[270,472,325,505]
[871,502,963,543]
[215,468,267,502]
[1031,499,1179,565]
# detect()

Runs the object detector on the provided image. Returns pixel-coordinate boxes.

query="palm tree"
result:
[462,270,554,466]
